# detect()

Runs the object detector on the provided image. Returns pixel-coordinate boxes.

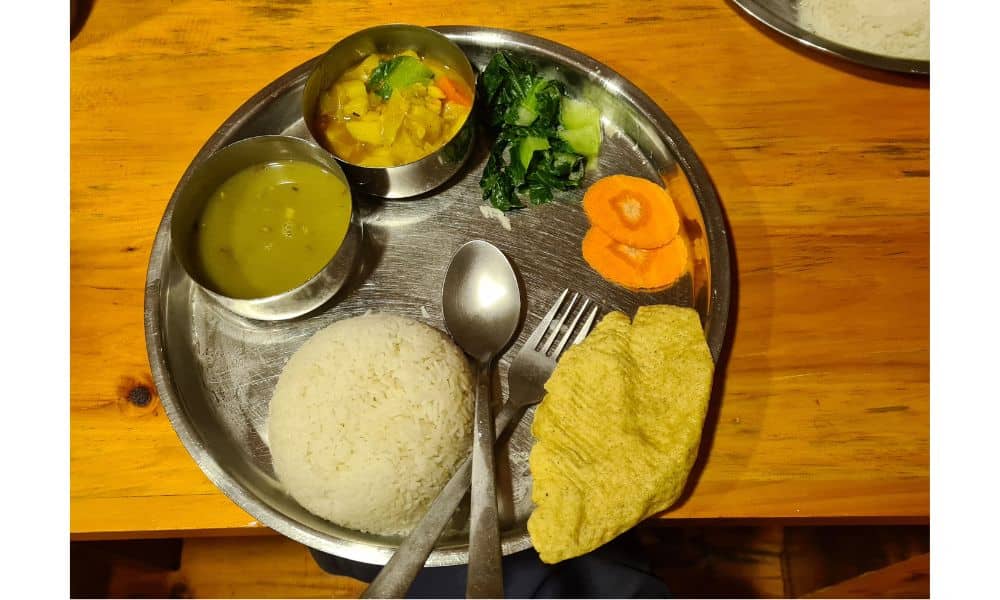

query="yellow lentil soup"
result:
[316,50,473,167]
[193,160,352,299]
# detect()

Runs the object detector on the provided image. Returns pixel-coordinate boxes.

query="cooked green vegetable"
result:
[481,52,562,127]
[517,135,550,169]
[559,96,601,130]
[367,56,434,101]
[479,51,601,210]
[558,96,602,159]
[559,125,601,159]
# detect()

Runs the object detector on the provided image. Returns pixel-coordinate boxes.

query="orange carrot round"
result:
[583,174,680,249]
[436,76,472,107]
[582,226,688,292]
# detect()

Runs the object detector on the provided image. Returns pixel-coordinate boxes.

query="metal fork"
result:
[494,289,599,439]
[363,290,600,598]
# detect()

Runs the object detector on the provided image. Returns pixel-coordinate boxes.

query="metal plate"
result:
[732,0,929,75]
[144,27,731,567]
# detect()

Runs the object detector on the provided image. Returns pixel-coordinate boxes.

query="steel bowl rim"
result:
[144,26,732,566]
[730,0,929,76]
[168,134,357,313]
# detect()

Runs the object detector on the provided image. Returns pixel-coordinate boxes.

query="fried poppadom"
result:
[527,304,714,563]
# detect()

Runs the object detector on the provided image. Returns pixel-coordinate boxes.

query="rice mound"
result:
[798,0,929,60]
[268,313,473,536]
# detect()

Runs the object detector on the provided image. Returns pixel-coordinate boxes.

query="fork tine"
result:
[570,304,599,346]
[551,298,591,358]
[525,289,568,350]
[540,292,579,354]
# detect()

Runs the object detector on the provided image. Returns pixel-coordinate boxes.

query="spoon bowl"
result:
[442,241,522,361]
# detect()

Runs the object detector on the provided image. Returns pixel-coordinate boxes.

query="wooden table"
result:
[71,0,928,539]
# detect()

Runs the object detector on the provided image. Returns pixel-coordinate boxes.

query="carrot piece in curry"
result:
[582,174,680,249]
[436,76,472,107]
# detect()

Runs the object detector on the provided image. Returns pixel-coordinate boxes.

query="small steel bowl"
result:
[169,135,362,321]
[302,24,477,199]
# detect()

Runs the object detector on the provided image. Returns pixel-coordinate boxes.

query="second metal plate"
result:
[732,0,929,75]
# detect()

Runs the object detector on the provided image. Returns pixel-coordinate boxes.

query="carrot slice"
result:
[583,174,680,249]
[582,226,688,292]
[436,76,472,107]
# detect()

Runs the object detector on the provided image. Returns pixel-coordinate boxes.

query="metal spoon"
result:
[361,240,520,599]
[444,240,521,598]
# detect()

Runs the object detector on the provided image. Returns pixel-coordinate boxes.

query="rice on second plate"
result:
[798,0,929,61]
[268,313,473,536]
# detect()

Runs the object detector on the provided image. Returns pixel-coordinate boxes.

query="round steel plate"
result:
[144,27,732,567]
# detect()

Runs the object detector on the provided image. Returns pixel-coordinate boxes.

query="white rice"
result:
[797,0,929,60]
[479,204,512,231]
[268,313,473,536]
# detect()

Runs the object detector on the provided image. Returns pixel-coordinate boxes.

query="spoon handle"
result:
[466,359,504,597]
[363,402,526,599]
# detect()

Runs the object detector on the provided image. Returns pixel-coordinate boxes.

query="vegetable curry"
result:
[316,51,473,167]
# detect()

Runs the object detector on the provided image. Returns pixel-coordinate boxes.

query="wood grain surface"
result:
[102,536,367,598]
[70,0,929,537]
[79,527,927,598]
[804,553,930,599]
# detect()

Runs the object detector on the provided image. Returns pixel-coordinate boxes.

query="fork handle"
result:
[362,400,528,599]
[467,360,504,598]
